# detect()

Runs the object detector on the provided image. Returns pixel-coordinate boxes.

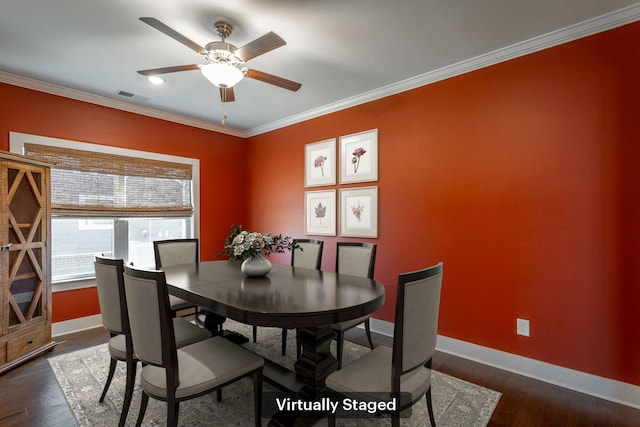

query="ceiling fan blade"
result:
[235,32,286,62]
[245,69,301,92]
[219,87,235,102]
[137,64,201,76]
[139,17,207,55]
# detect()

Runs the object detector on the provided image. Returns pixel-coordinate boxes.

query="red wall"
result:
[0,83,247,322]
[246,22,640,385]
[2,21,639,386]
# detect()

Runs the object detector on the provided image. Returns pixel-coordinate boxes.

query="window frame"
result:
[9,132,200,291]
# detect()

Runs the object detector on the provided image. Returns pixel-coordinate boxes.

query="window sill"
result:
[52,277,97,292]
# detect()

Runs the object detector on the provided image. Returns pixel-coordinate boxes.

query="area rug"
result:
[48,320,500,426]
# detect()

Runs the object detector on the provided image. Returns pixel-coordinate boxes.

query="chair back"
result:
[392,262,443,382]
[336,242,377,279]
[292,239,324,270]
[94,256,128,336]
[122,266,178,369]
[154,238,199,268]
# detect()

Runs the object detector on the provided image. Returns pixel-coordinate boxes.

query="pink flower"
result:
[352,147,367,158]
[352,147,367,173]
[352,201,364,222]
[314,155,327,176]
[250,237,265,250]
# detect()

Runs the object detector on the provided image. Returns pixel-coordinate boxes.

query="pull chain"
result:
[220,86,228,126]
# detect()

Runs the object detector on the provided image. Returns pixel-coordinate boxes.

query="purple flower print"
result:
[352,147,367,173]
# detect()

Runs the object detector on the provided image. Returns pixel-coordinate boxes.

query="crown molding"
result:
[244,3,640,137]
[0,71,245,138]
[3,4,640,139]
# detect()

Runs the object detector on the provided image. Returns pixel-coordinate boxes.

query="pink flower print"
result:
[352,147,367,173]
[314,155,327,176]
[352,201,364,222]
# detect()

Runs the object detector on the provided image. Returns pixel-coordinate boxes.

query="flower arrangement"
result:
[222,224,298,261]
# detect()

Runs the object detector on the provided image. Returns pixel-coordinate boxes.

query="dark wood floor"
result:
[1,326,639,427]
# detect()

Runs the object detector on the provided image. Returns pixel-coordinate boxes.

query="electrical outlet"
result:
[516,318,530,337]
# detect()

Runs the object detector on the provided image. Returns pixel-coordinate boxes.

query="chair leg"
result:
[328,412,337,427]
[253,369,263,427]
[253,325,258,343]
[99,357,117,402]
[135,392,149,427]
[336,330,344,370]
[118,357,137,427]
[167,399,179,427]
[281,328,287,356]
[426,387,436,427]
[364,318,374,349]
[217,388,222,402]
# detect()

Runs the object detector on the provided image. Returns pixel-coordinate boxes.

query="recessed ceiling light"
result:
[147,75,165,85]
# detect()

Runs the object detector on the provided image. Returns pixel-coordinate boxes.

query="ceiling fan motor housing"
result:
[204,41,241,65]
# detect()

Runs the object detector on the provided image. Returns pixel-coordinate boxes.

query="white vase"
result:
[241,253,272,277]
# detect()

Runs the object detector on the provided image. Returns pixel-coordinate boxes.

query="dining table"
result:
[162,260,385,425]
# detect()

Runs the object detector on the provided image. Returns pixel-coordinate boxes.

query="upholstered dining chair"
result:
[94,256,211,427]
[122,265,264,427]
[153,238,199,317]
[252,239,325,356]
[154,238,226,334]
[331,242,377,369]
[326,262,444,427]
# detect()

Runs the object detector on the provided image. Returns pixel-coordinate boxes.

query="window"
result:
[51,217,190,281]
[10,133,200,285]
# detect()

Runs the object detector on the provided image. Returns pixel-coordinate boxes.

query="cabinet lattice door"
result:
[4,162,47,333]
[1,153,54,374]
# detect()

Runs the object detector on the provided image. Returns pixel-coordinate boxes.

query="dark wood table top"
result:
[163,260,385,329]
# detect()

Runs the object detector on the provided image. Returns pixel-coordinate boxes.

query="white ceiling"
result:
[1,0,639,137]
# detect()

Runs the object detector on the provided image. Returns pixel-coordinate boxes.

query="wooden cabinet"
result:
[0,151,55,374]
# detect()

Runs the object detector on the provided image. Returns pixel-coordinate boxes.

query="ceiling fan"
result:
[137,17,301,103]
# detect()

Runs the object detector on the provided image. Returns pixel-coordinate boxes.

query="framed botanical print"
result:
[339,186,378,238]
[339,129,378,184]
[304,190,336,236]
[304,138,336,187]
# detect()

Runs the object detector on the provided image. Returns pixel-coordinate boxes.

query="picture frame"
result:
[339,129,378,184]
[304,138,336,187]
[339,186,378,238]
[304,190,336,236]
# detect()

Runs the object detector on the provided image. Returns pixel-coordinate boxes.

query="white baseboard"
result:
[52,314,103,337]
[54,315,640,409]
[368,318,640,410]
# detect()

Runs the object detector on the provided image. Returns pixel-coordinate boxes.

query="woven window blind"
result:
[24,143,193,217]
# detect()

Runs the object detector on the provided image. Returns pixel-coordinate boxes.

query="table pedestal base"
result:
[268,326,337,427]
[294,326,338,398]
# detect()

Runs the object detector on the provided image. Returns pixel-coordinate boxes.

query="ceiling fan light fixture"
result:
[200,63,243,88]
[146,75,165,85]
